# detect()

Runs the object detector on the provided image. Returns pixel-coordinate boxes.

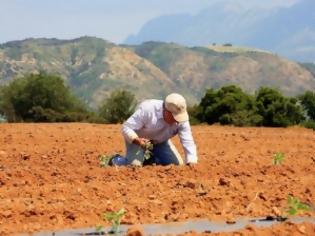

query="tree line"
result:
[0,73,136,123]
[189,85,315,129]
[0,73,314,130]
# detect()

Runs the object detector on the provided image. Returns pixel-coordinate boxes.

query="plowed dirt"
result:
[0,124,314,235]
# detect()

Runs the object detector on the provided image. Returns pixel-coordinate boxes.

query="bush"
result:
[187,105,202,125]
[0,72,92,122]
[255,87,304,127]
[219,110,263,127]
[301,120,315,130]
[198,85,260,126]
[299,91,315,120]
[99,90,136,124]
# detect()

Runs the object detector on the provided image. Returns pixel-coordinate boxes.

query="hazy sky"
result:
[0,0,300,44]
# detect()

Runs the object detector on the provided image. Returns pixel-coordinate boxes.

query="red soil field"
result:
[0,123,314,235]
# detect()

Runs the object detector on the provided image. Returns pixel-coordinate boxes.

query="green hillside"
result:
[1,37,315,108]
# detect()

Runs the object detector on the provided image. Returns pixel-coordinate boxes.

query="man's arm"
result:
[178,121,198,164]
[121,105,147,143]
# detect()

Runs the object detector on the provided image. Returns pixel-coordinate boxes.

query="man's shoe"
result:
[99,154,127,167]
[110,154,127,166]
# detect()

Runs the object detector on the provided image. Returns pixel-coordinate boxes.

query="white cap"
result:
[164,93,189,122]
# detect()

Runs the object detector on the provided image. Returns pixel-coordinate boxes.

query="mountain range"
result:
[0,37,314,108]
[125,0,315,63]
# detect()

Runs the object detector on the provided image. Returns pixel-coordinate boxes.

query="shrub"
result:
[198,85,260,126]
[187,105,202,125]
[99,89,136,124]
[220,110,263,127]
[0,72,92,122]
[301,120,315,130]
[299,91,315,120]
[255,87,304,127]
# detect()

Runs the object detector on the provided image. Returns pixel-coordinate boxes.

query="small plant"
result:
[102,208,125,234]
[99,154,114,167]
[95,224,104,234]
[272,152,285,165]
[136,141,153,160]
[285,195,310,216]
[143,142,153,160]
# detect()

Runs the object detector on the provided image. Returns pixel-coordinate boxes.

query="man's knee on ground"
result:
[129,159,143,166]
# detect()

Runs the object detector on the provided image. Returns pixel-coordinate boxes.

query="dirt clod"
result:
[126,225,144,236]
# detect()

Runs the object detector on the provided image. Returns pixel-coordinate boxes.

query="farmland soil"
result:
[0,123,314,235]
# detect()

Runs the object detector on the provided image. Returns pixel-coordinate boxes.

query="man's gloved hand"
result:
[133,137,151,149]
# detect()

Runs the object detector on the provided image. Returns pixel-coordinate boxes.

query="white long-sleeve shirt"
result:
[121,99,198,164]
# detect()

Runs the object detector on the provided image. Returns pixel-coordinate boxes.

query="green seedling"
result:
[143,142,153,160]
[272,152,284,165]
[285,195,310,216]
[136,141,153,160]
[102,208,125,234]
[95,224,104,234]
[99,154,114,167]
